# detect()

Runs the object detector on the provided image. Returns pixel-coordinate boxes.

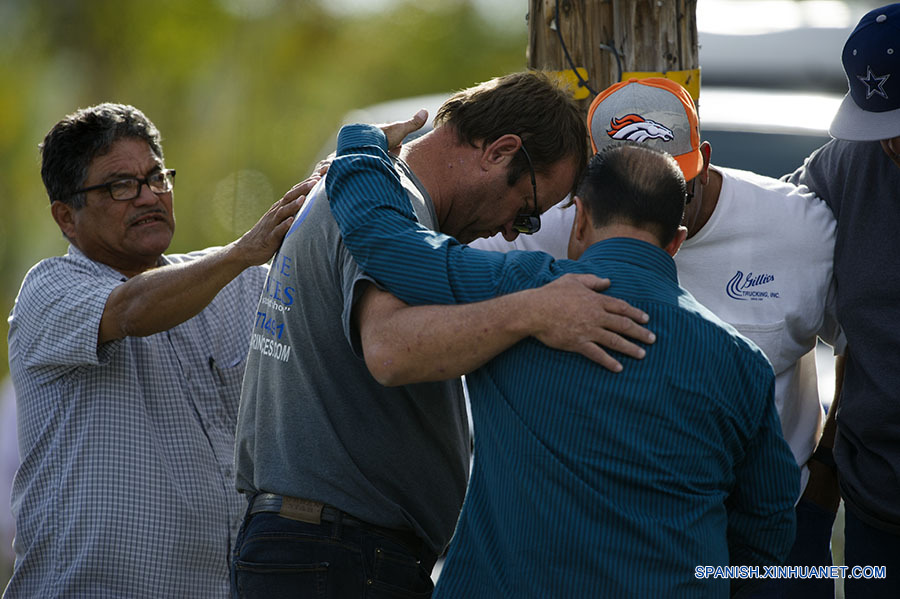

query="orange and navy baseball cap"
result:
[587,78,704,180]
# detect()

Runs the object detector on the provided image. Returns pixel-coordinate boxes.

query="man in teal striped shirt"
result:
[327,125,799,597]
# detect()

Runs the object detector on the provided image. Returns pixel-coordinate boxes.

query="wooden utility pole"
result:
[528,0,700,115]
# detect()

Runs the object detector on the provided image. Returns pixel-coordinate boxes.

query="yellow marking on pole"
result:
[622,69,702,102]
[547,68,592,100]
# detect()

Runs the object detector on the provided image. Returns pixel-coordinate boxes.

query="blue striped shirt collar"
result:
[579,237,678,284]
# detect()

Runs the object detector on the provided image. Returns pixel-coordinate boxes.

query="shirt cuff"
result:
[336,124,388,156]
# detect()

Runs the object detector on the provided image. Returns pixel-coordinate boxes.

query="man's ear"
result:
[665,225,689,257]
[698,141,712,185]
[51,201,76,242]
[573,196,590,242]
[567,195,591,260]
[479,134,521,170]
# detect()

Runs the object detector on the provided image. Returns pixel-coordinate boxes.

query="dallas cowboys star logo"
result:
[857,66,890,100]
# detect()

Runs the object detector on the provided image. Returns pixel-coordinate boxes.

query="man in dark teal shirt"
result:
[327,127,799,597]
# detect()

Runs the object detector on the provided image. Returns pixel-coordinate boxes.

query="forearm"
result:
[99,243,252,343]
[801,352,845,512]
[359,285,544,386]
[358,270,653,381]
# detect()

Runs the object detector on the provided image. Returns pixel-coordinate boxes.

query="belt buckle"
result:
[279,496,325,524]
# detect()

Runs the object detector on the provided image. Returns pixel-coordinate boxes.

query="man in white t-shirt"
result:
[472,77,842,598]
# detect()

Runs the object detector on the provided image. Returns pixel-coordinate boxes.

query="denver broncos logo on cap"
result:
[607,114,675,143]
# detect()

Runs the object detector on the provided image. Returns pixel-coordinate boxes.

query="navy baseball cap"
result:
[830,3,900,141]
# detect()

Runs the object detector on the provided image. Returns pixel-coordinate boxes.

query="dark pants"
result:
[742,498,836,599]
[844,507,900,599]
[231,506,436,598]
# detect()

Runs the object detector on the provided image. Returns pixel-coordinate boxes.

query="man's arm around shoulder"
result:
[355,273,655,382]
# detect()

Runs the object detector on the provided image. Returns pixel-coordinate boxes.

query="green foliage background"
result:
[0,0,528,383]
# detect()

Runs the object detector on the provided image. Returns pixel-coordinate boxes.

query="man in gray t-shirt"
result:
[235,158,470,557]
[231,71,656,599]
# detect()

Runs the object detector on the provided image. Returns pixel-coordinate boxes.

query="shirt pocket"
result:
[732,320,787,374]
[208,353,247,426]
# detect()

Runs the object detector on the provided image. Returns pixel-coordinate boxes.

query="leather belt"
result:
[247,492,435,569]
[249,492,347,525]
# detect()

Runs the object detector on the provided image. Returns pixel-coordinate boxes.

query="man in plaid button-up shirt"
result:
[5,103,310,598]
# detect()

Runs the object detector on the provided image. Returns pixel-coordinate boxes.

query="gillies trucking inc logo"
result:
[726,271,779,301]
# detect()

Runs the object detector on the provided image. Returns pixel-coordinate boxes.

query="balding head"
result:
[576,144,686,248]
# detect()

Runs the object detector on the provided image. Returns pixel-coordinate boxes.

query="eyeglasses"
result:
[512,146,541,235]
[74,169,176,201]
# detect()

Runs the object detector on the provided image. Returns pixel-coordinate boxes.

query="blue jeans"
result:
[231,506,436,598]
[844,507,900,599]
[741,498,836,599]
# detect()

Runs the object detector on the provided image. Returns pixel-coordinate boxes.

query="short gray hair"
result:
[40,103,164,208]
